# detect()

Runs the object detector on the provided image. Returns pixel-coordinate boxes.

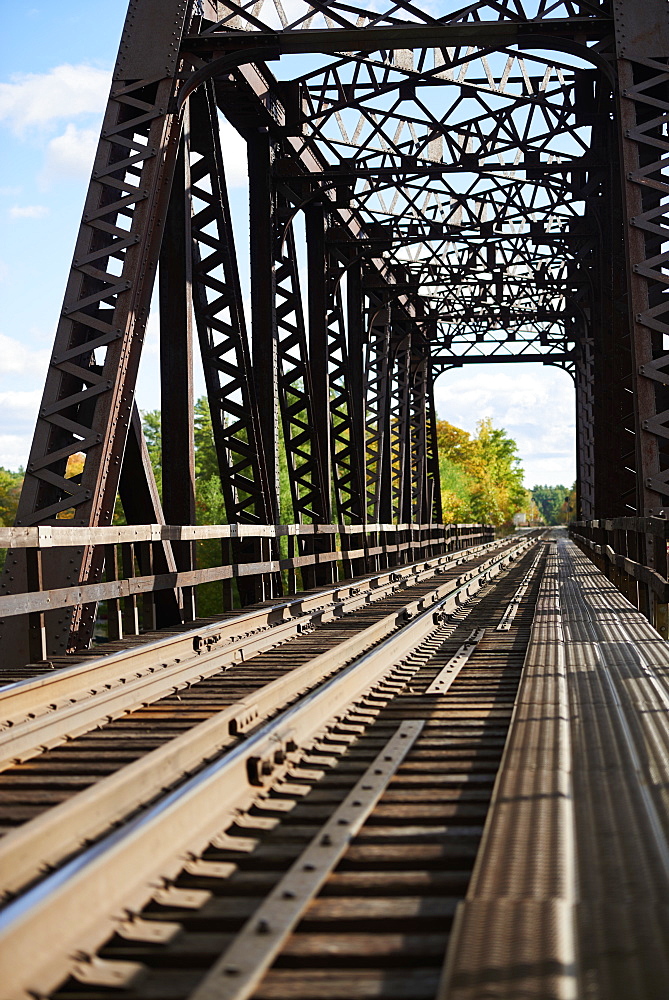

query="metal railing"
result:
[0,521,495,664]
[569,518,669,636]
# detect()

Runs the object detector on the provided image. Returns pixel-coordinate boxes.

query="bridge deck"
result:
[442,533,669,999]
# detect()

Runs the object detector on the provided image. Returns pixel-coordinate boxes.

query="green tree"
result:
[531,484,569,524]
[141,409,162,499]
[0,467,23,526]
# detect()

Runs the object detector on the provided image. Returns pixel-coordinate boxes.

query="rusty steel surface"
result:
[2,1,669,997]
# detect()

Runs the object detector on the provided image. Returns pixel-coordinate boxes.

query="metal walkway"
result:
[444,532,669,999]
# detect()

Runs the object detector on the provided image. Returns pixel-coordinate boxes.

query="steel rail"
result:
[496,545,546,632]
[0,533,540,1000]
[0,533,539,902]
[0,535,527,771]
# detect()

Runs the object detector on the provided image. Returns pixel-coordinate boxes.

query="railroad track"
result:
[0,532,537,891]
[0,531,546,1000]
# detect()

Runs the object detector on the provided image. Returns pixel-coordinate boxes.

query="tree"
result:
[556,484,577,524]
[0,467,23,526]
[531,484,569,524]
[435,417,527,526]
[141,410,162,499]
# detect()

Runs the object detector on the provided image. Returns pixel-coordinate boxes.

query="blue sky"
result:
[0,1,575,487]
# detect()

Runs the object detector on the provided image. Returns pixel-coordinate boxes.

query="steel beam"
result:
[159,121,196,621]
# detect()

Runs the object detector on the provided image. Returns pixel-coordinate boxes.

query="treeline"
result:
[0,467,22,527]
[530,483,576,525]
[0,406,557,532]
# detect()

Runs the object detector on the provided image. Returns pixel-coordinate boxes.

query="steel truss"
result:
[3,0,669,655]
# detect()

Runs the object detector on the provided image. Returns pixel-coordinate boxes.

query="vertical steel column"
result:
[410,346,429,524]
[190,89,271,525]
[390,336,412,523]
[575,335,596,519]
[190,89,275,603]
[305,202,332,522]
[425,367,443,524]
[346,257,367,503]
[305,201,334,584]
[614,0,669,514]
[274,216,327,524]
[159,116,196,621]
[249,128,280,524]
[327,245,366,527]
[345,256,368,574]
[588,93,636,519]
[365,305,392,524]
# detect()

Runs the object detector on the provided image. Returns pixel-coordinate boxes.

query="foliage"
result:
[0,467,23,526]
[436,418,527,527]
[55,453,86,519]
[557,484,577,524]
[142,410,162,498]
[531,483,572,524]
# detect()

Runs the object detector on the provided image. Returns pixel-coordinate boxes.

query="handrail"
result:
[0,521,486,549]
[569,519,669,635]
[0,522,497,663]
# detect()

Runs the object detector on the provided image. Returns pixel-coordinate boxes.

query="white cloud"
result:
[0,64,110,134]
[0,390,40,467]
[0,339,50,469]
[0,389,42,419]
[0,434,32,471]
[434,363,575,487]
[41,123,98,184]
[9,204,48,219]
[0,334,50,377]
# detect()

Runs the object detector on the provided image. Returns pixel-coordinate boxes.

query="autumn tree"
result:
[0,467,23,526]
[436,418,527,526]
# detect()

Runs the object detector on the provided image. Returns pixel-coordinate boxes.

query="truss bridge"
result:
[1,2,669,998]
